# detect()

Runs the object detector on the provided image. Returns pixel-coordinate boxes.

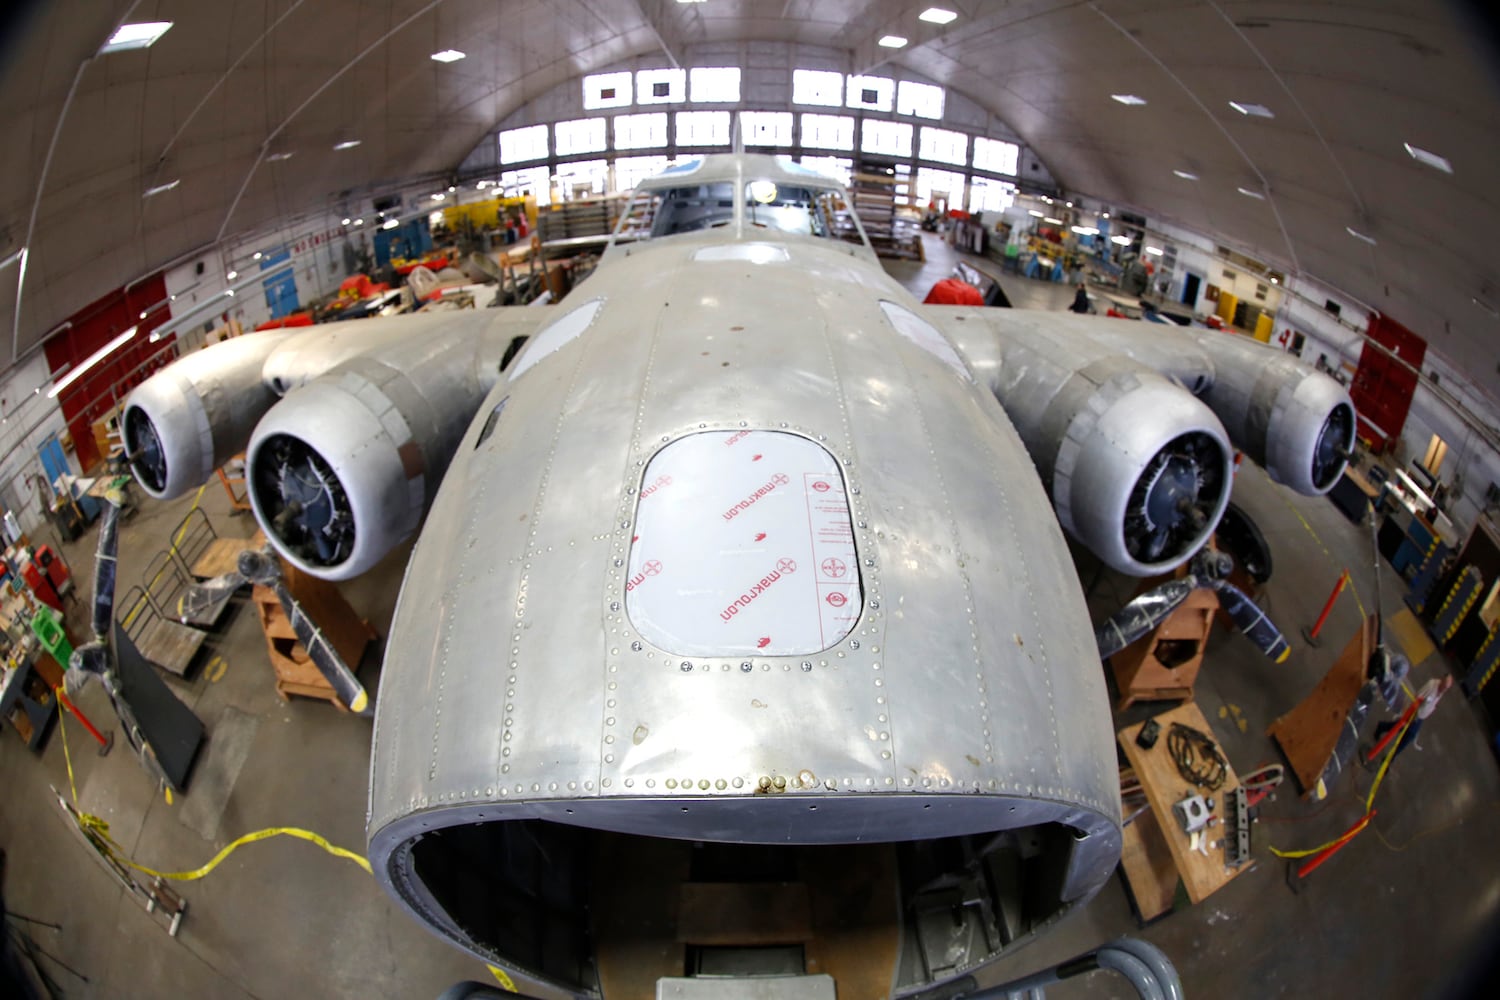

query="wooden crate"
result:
[251,564,377,711]
[1109,586,1219,710]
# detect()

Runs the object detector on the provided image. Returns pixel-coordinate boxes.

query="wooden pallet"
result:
[190,529,266,579]
[250,563,377,711]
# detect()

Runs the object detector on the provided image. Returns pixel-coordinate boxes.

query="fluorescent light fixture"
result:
[1102,212,1110,219]
[430,49,466,63]
[448,185,457,192]
[267,151,295,162]
[382,218,400,230]
[1111,235,1132,246]
[225,289,235,296]
[342,217,351,225]
[1404,142,1452,175]
[47,327,137,398]
[1173,169,1198,180]
[143,179,180,198]
[101,22,172,53]
[139,310,148,319]
[252,251,262,260]
[226,270,238,280]
[1145,246,1164,256]
[1028,210,1044,217]
[1111,94,1147,106]
[1044,217,1063,225]
[878,35,908,48]
[919,7,958,24]
[1229,101,1274,118]
[1065,201,1074,208]
[354,218,364,226]
[1238,186,1266,200]
[431,193,445,201]
[0,247,25,271]
[1270,277,1279,284]
[1346,226,1378,246]
[333,140,361,151]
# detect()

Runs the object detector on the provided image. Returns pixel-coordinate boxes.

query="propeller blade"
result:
[1095,577,1198,658]
[1211,579,1290,662]
[267,578,371,715]
[91,499,122,641]
[177,570,249,624]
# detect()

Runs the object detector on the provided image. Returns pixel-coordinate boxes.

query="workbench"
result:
[1117,701,1251,921]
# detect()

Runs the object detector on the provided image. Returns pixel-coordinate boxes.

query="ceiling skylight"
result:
[142,180,179,198]
[1173,169,1199,180]
[1346,227,1377,246]
[879,35,908,48]
[1111,94,1147,106]
[430,49,466,63]
[100,22,172,53]
[1403,142,1453,174]
[1237,186,1266,200]
[919,8,959,24]
[266,151,295,162]
[333,140,362,150]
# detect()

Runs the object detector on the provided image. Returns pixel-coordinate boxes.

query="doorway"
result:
[1181,272,1201,307]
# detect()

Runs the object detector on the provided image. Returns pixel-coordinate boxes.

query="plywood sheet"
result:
[1268,615,1376,796]
[1118,701,1250,905]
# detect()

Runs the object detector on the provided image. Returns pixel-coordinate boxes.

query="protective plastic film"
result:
[626,430,861,656]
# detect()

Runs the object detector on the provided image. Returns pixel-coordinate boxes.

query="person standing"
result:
[1373,674,1455,759]
[1069,282,1090,314]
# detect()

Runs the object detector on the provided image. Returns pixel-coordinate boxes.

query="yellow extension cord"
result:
[56,702,520,991]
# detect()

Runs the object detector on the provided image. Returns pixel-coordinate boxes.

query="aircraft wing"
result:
[123,306,550,577]
[924,306,1356,575]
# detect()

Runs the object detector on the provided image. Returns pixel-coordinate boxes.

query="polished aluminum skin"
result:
[119,153,1354,998]
[122,330,295,498]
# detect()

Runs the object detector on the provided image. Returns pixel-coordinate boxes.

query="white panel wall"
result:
[0,352,71,534]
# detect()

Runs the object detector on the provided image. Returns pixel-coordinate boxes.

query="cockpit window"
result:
[746,182,866,247]
[614,183,735,242]
[610,176,870,252]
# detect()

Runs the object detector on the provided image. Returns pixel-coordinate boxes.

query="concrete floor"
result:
[2,234,1498,998]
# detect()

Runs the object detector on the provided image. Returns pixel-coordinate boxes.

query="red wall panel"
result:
[1349,313,1426,453]
[42,275,177,472]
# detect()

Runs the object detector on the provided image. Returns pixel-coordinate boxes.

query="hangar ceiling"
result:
[1,0,1497,399]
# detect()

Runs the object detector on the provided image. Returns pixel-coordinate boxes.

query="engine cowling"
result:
[121,331,295,498]
[1191,332,1355,495]
[246,350,490,581]
[995,353,1233,577]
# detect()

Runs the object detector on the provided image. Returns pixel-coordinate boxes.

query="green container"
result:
[30,604,74,669]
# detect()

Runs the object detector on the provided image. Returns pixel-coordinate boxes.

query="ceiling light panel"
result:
[430,49,466,63]
[1229,101,1274,118]
[1237,186,1265,200]
[333,140,361,150]
[101,22,172,53]
[1173,169,1198,180]
[878,35,908,48]
[143,180,179,197]
[1346,227,1377,246]
[1404,142,1453,174]
[919,8,958,24]
[1111,94,1147,106]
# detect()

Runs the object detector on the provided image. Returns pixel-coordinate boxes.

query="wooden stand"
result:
[1117,702,1250,920]
[1110,583,1220,711]
[1268,614,1377,797]
[251,563,377,711]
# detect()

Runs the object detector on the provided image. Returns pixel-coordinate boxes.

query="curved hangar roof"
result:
[1,1,1496,393]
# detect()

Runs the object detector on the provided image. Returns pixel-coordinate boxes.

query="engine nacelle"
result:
[246,351,489,580]
[997,354,1233,577]
[1192,332,1355,495]
[121,331,295,498]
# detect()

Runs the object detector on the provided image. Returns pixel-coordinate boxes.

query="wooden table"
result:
[1117,701,1250,920]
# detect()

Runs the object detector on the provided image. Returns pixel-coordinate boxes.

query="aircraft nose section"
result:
[625,430,862,657]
